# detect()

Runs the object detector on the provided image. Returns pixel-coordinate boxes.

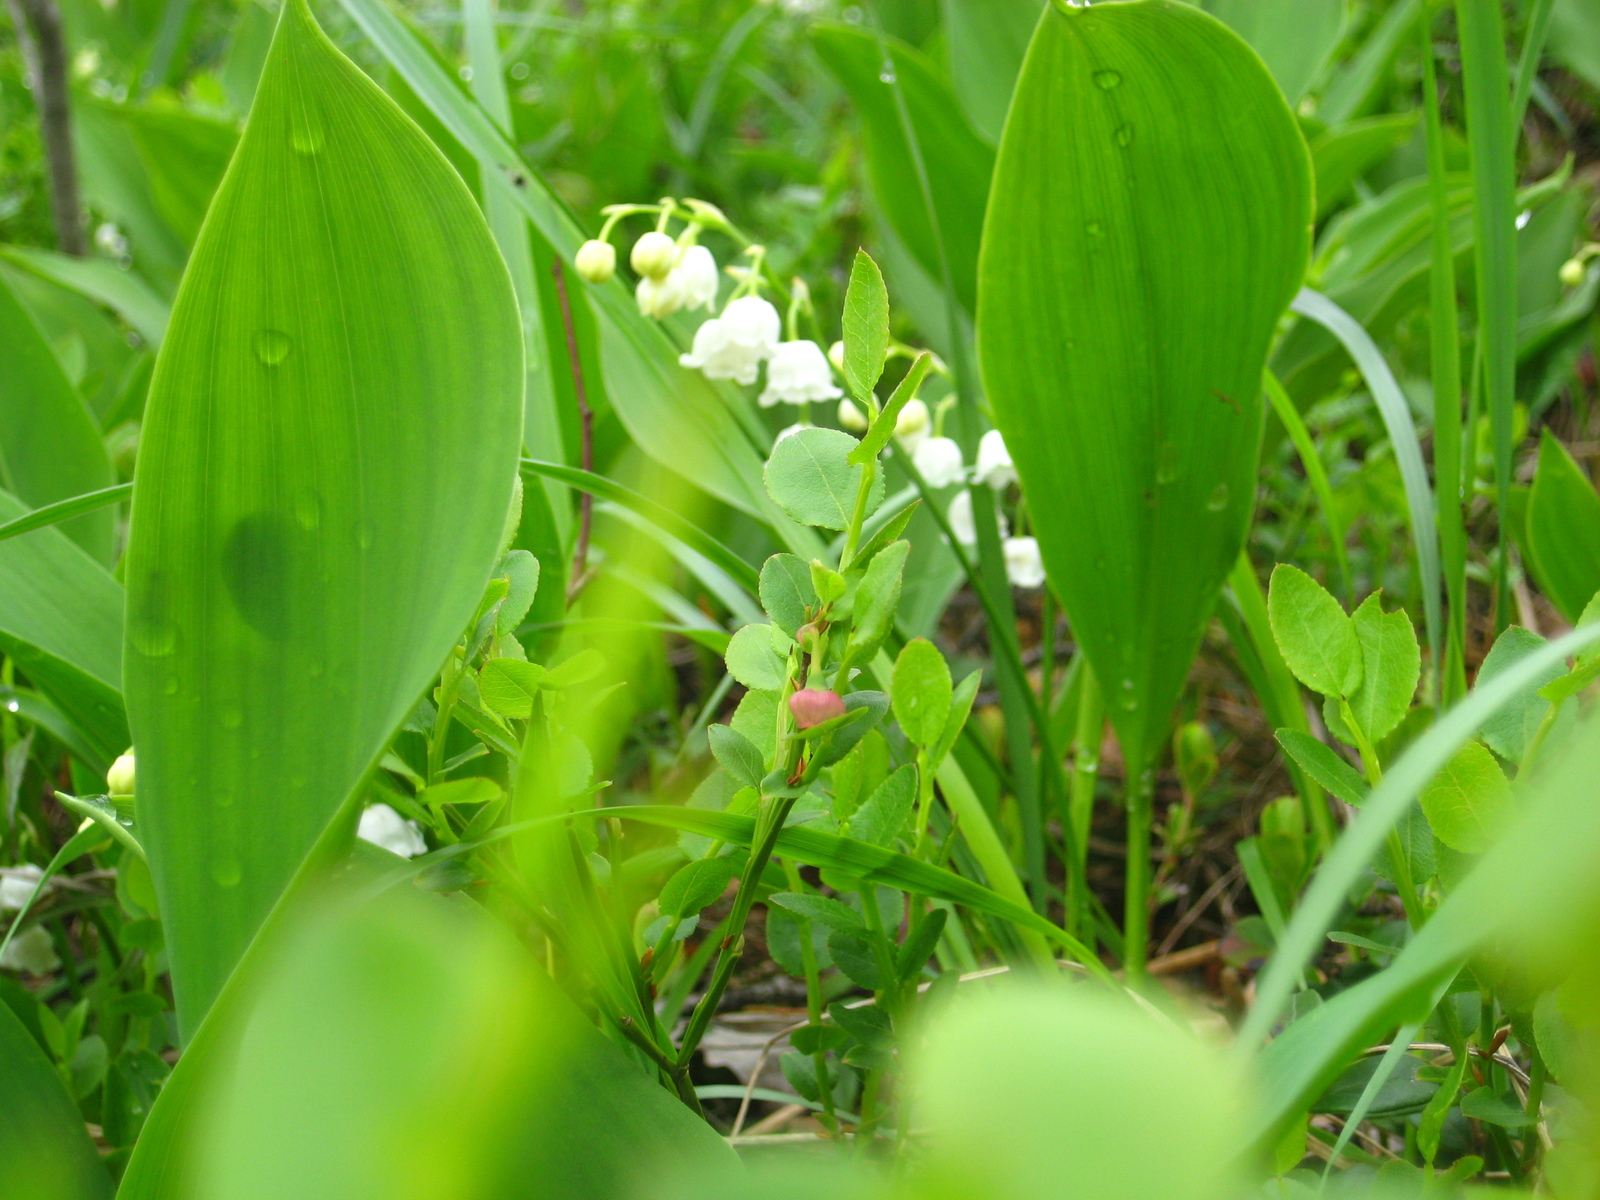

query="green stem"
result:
[1122,765,1154,987]
[673,790,800,1074]
[1068,661,1103,941]
[426,646,466,783]
[784,859,838,1132]
[1343,698,1425,931]
[1522,1047,1547,1172]
[1422,16,1468,707]
[839,457,878,567]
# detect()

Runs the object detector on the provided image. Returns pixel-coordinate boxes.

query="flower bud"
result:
[1002,535,1045,588]
[913,435,965,488]
[827,341,846,372]
[575,239,617,284]
[789,688,846,730]
[895,397,930,455]
[631,230,678,280]
[837,399,868,432]
[1559,258,1586,288]
[107,750,136,796]
[795,622,824,654]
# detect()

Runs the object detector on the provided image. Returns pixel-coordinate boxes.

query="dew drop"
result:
[1155,441,1180,485]
[130,616,178,658]
[219,703,243,730]
[1093,69,1123,90]
[1115,124,1135,147]
[254,329,291,366]
[1118,678,1139,710]
[357,524,375,550]
[290,106,324,156]
[210,854,242,888]
[163,676,179,695]
[1207,482,1230,511]
[294,492,322,531]
[1084,219,1105,238]
[458,65,474,82]
[215,790,234,808]
[878,66,897,84]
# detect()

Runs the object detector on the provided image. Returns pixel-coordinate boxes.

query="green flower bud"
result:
[630,231,677,280]
[107,750,136,796]
[575,239,617,284]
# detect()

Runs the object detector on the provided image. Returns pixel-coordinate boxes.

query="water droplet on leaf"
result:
[1115,124,1135,147]
[211,854,242,887]
[1093,69,1123,90]
[219,703,243,730]
[1156,441,1179,484]
[1084,219,1105,238]
[294,492,321,531]
[1207,483,1230,511]
[254,329,291,366]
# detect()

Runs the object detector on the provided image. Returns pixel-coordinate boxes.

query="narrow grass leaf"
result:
[1290,288,1440,664]
[123,0,524,1036]
[978,0,1311,773]
[0,275,116,561]
[0,484,132,547]
[0,489,127,763]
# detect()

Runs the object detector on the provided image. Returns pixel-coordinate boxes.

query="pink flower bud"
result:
[789,688,845,730]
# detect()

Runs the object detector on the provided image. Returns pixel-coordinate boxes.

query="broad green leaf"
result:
[1324,592,1419,747]
[479,660,548,721]
[1526,429,1600,622]
[494,551,540,638]
[1552,0,1600,91]
[819,691,891,767]
[1477,625,1566,764]
[892,636,952,748]
[841,249,889,402]
[979,1,1311,773]
[844,539,909,666]
[931,668,981,769]
[122,0,524,1037]
[811,26,994,315]
[1267,565,1362,700]
[1418,740,1514,855]
[730,689,781,761]
[769,891,865,934]
[758,553,817,638]
[0,1000,112,1199]
[723,624,785,691]
[658,855,738,918]
[191,888,738,1199]
[848,763,917,848]
[0,274,116,562]
[940,0,1041,141]
[1275,730,1368,808]
[763,428,883,532]
[0,489,127,764]
[1204,0,1344,104]
[706,724,764,791]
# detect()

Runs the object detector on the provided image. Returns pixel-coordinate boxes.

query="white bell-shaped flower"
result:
[672,245,719,312]
[759,340,843,407]
[630,230,677,280]
[1,925,59,974]
[837,399,868,432]
[947,490,1008,547]
[0,865,44,911]
[976,429,1017,489]
[679,296,781,385]
[895,398,930,455]
[913,436,965,488]
[1003,536,1046,588]
[637,273,685,320]
[575,239,617,284]
[357,803,427,859]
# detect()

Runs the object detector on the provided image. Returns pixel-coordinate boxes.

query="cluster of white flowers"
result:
[939,430,1043,587]
[679,295,782,386]
[357,803,428,858]
[0,865,45,910]
[1,925,59,975]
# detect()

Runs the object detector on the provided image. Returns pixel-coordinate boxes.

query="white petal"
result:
[357,803,428,858]
[1,925,60,974]
[1003,536,1046,588]
[976,429,1017,489]
[914,437,965,488]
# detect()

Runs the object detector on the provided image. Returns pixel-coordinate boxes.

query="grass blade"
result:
[123,0,524,1036]
[1291,288,1441,668]
[1264,370,1350,599]
[0,273,116,561]
[1455,0,1518,621]
[0,489,127,763]
[0,483,132,546]
[0,245,170,347]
